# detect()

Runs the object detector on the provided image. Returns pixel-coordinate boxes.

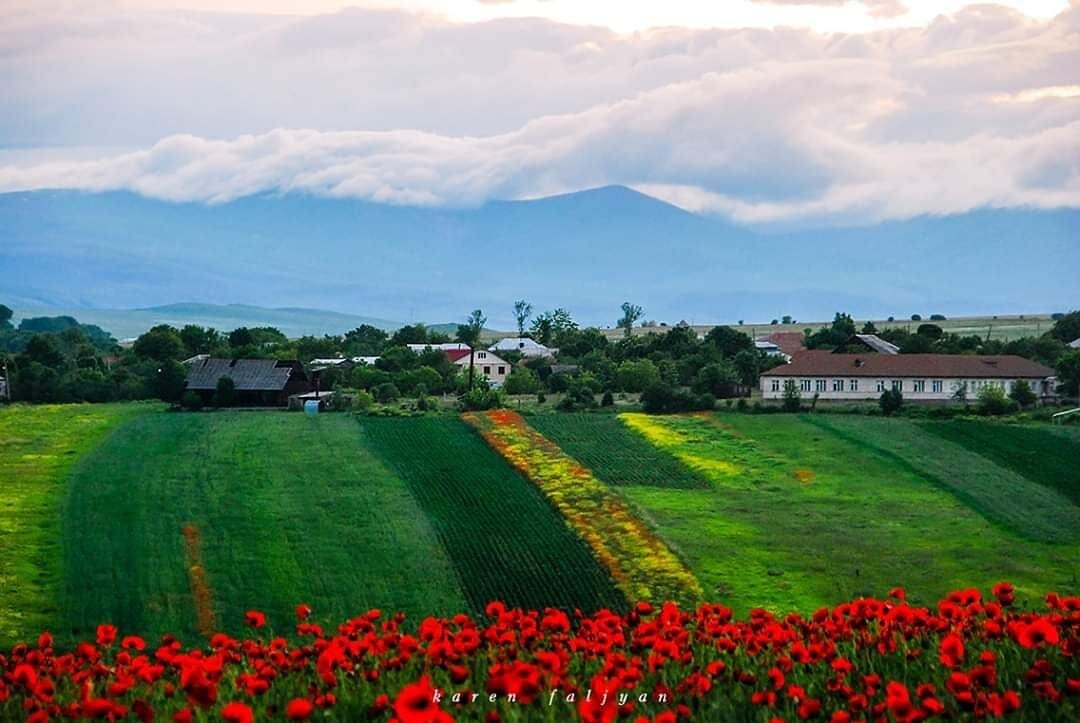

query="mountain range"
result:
[2,186,1077,331]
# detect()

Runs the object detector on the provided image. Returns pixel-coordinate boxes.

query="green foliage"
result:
[374,382,401,403]
[600,390,614,407]
[0,304,11,325]
[782,379,801,412]
[134,325,186,362]
[879,387,903,415]
[556,378,598,411]
[351,364,392,390]
[150,361,188,402]
[692,361,738,396]
[976,384,1011,416]
[178,325,222,356]
[703,325,753,358]
[512,300,533,337]
[917,323,944,339]
[503,366,540,395]
[343,324,388,356]
[354,389,375,411]
[804,313,857,350]
[615,359,660,392]
[640,382,713,414]
[1009,380,1036,408]
[361,416,625,613]
[529,414,709,489]
[1057,350,1080,398]
[1049,310,1080,343]
[180,391,203,411]
[213,376,237,407]
[617,301,644,337]
[459,385,503,411]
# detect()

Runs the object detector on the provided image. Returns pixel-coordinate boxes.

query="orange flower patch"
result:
[463,410,702,604]
[182,524,216,636]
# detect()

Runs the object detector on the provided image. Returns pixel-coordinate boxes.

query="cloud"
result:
[0,2,1078,224]
[751,0,908,19]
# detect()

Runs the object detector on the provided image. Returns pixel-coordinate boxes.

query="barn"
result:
[184,358,310,407]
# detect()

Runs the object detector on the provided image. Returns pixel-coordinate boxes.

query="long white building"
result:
[760,352,1056,401]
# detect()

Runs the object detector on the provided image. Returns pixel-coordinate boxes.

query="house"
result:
[447,348,510,387]
[489,337,558,359]
[760,352,1056,402]
[310,357,356,373]
[754,339,790,361]
[767,332,807,359]
[1070,338,1080,349]
[841,334,900,355]
[184,358,311,406]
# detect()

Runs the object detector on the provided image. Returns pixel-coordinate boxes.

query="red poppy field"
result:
[2,584,1078,721]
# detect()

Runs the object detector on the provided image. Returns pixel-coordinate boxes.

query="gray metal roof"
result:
[185,358,294,391]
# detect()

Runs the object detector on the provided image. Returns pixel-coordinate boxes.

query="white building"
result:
[489,337,558,359]
[447,349,510,387]
[754,339,790,362]
[760,352,1056,402]
[1069,337,1080,349]
[407,343,471,354]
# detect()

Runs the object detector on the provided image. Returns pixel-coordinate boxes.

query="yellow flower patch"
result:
[463,410,702,604]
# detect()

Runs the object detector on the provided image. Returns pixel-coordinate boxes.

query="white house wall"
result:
[760,376,1052,401]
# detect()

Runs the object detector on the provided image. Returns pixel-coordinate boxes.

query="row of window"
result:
[482,365,507,376]
[770,378,1016,393]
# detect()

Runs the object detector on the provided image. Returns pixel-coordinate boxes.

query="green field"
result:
[527,413,709,489]
[0,403,154,644]
[3,402,1078,648]
[608,413,1079,614]
[917,420,1080,505]
[359,416,626,613]
[59,412,467,643]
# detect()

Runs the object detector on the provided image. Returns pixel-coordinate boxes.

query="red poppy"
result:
[96,624,118,647]
[285,698,313,720]
[393,676,453,723]
[992,581,1015,605]
[938,633,965,669]
[244,611,266,629]
[221,702,254,723]
[295,604,312,622]
[1015,618,1059,649]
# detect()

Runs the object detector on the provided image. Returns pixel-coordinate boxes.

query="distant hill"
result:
[2,187,1077,327]
[9,303,402,340]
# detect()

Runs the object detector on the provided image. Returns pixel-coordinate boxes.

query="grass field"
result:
[917,420,1080,505]
[359,416,626,614]
[60,412,467,643]
[807,416,1080,543]
[613,412,1079,614]
[527,413,709,489]
[0,403,154,645]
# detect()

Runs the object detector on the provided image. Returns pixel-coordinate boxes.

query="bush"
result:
[354,389,375,411]
[557,381,597,412]
[601,390,614,407]
[536,391,546,405]
[213,376,236,407]
[930,314,947,321]
[1009,380,1036,409]
[615,359,661,393]
[503,367,540,395]
[977,384,1012,416]
[460,386,503,411]
[180,391,203,411]
[374,382,401,404]
[879,388,903,415]
[640,382,714,414]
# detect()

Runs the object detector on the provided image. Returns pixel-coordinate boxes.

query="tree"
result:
[1009,379,1036,409]
[150,361,187,402]
[879,388,903,415]
[134,326,185,362]
[0,304,12,328]
[1057,351,1080,400]
[616,359,661,393]
[1049,311,1080,344]
[513,300,533,338]
[389,324,429,347]
[24,334,65,367]
[503,367,540,395]
[704,325,753,358]
[781,379,801,412]
[374,382,401,403]
[916,323,944,340]
[861,321,878,334]
[179,325,221,356]
[693,361,738,396]
[617,302,643,338]
[344,325,388,356]
[213,376,237,407]
[911,314,922,321]
[228,327,255,348]
[457,309,486,390]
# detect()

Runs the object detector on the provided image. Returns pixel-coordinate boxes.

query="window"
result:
[876,380,886,392]
[478,351,487,359]
[932,380,943,393]
[832,379,844,392]
[815,379,827,392]
[850,379,859,392]
[483,366,491,375]
[800,379,812,392]
[497,366,505,375]
[891,380,902,391]
[771,379,781,392]
[913,380,925,393]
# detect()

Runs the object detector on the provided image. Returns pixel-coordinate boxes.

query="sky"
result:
[1,0,1078,225]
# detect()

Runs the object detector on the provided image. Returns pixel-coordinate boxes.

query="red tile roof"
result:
[445,349,472,363]
[761,351,1054,379]
[767,332,806,357]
